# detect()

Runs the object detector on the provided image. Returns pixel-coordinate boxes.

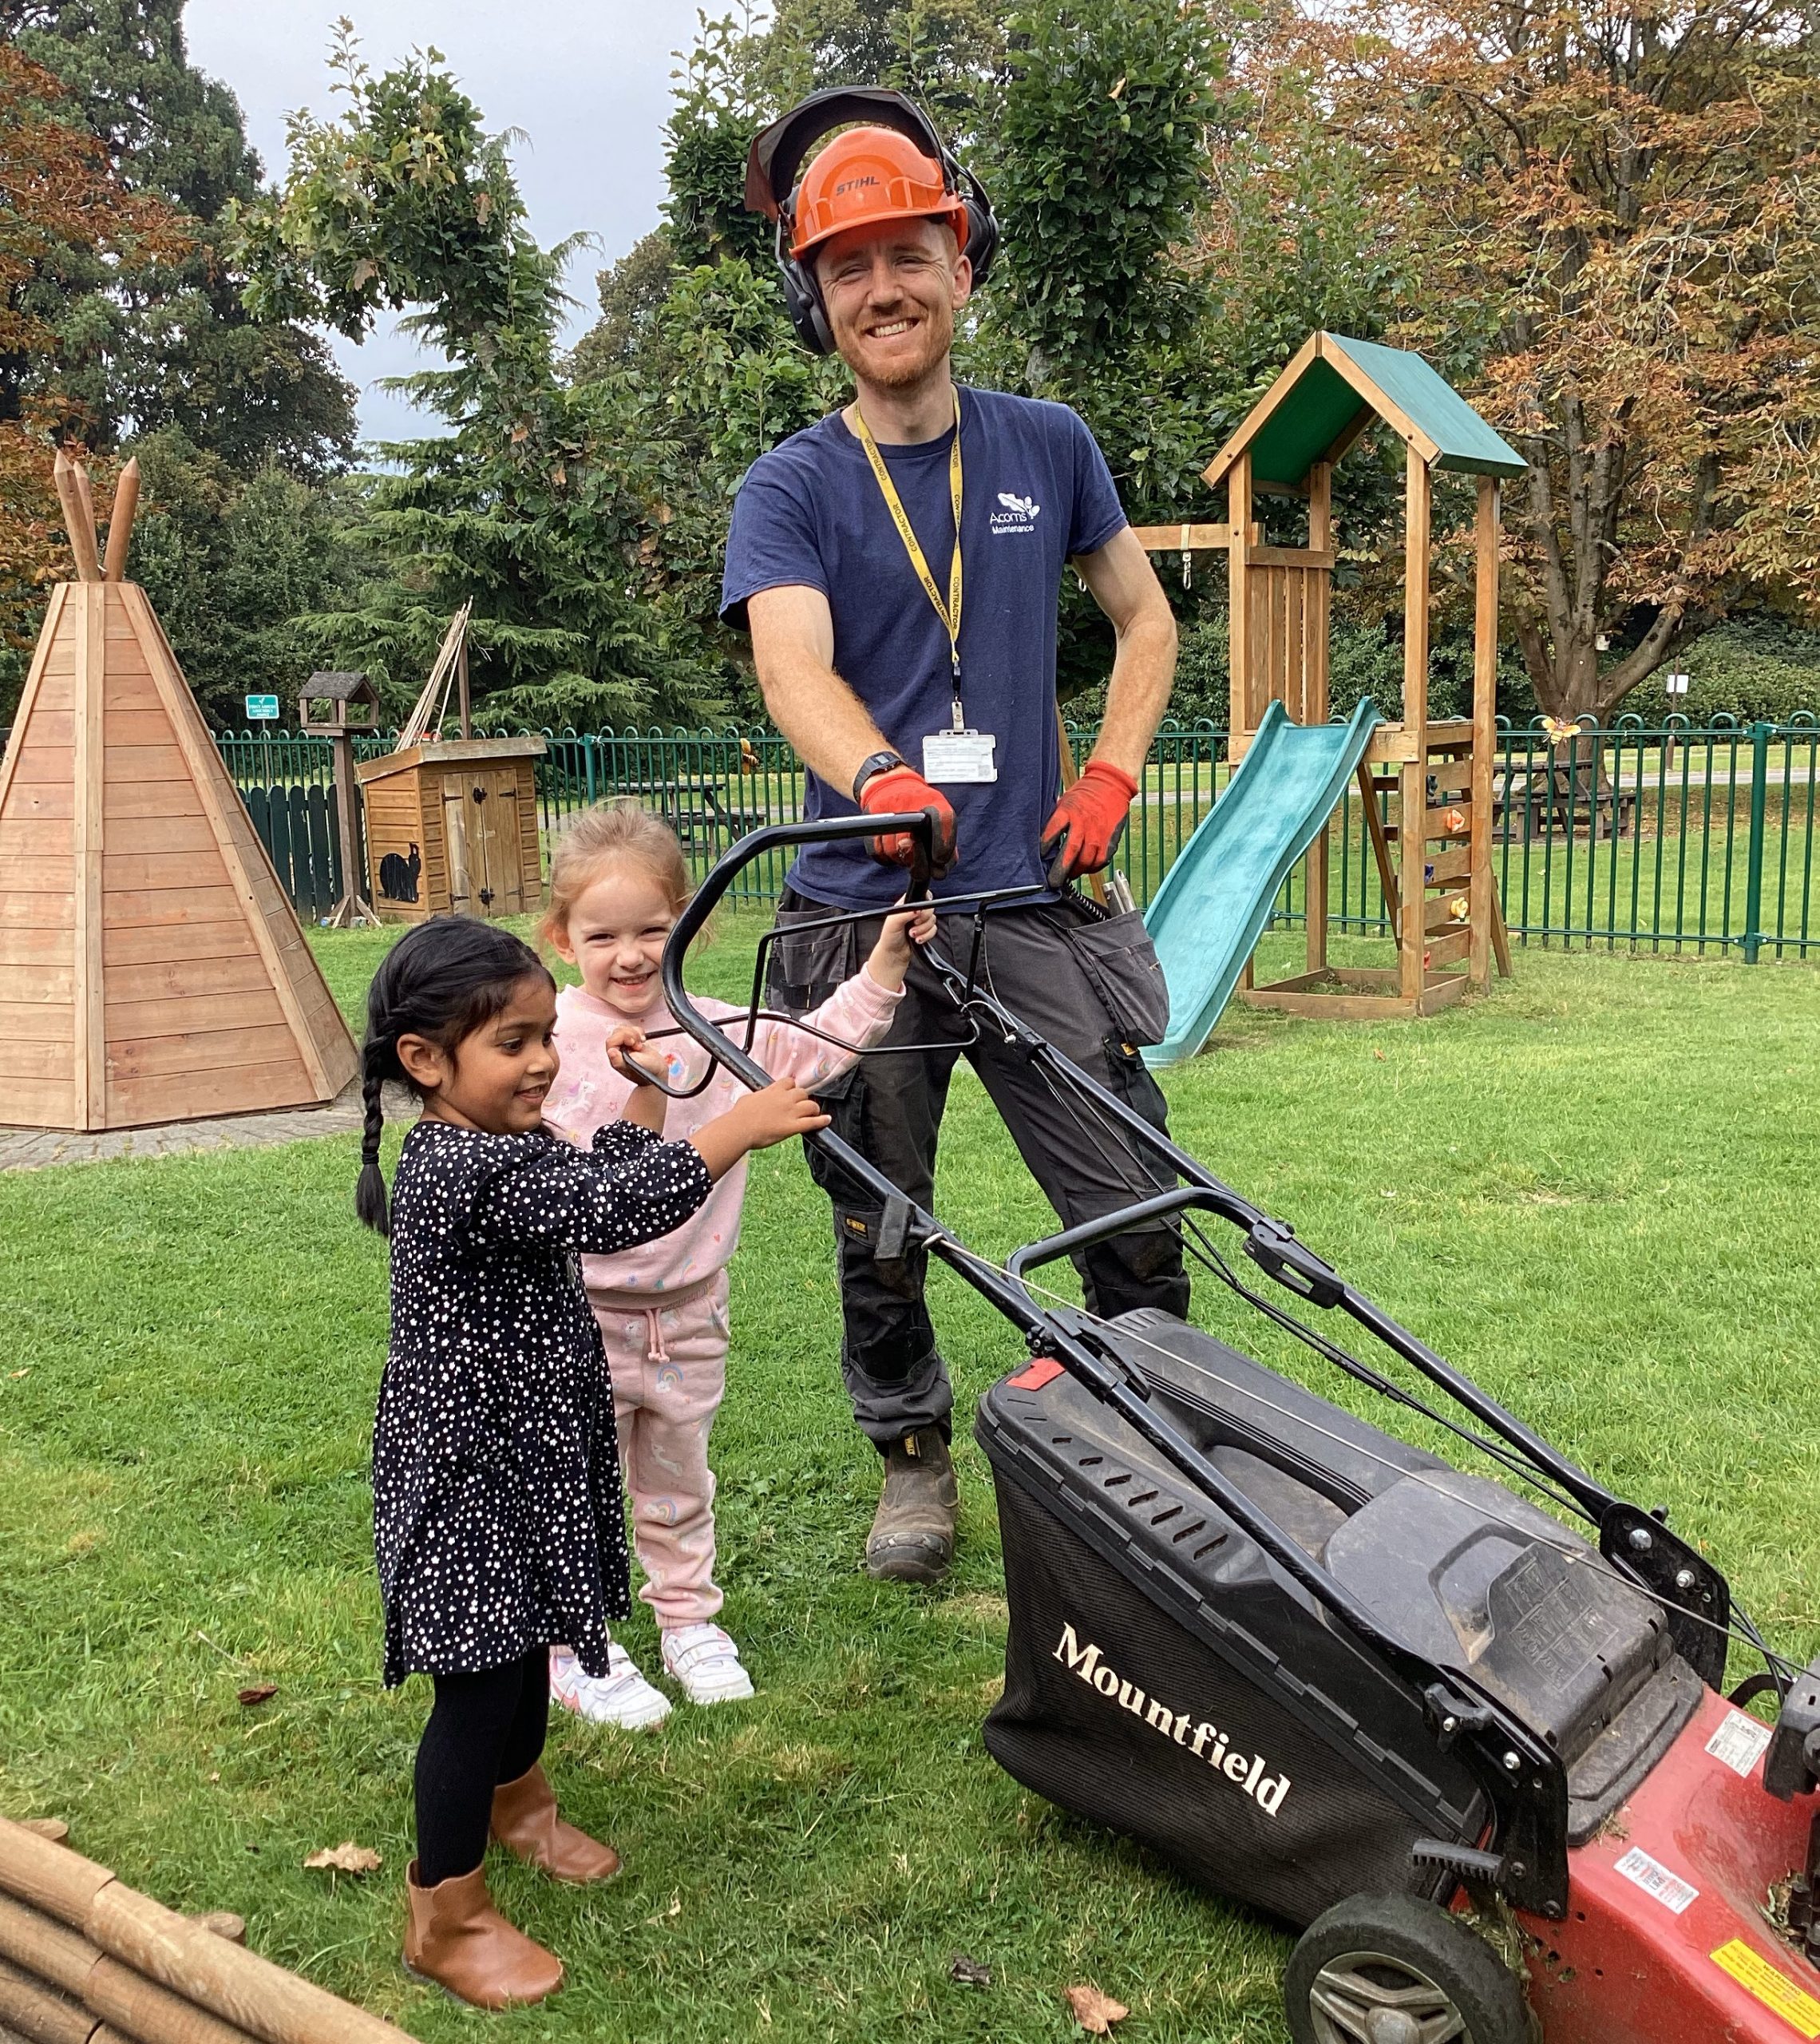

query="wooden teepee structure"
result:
[0,452,358,1131]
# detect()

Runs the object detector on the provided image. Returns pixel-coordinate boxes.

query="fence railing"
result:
[9,715,1810,962]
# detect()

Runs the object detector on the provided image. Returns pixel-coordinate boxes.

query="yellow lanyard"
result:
[851,390,964,719]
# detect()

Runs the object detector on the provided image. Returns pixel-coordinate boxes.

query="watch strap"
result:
[852,750,908,804]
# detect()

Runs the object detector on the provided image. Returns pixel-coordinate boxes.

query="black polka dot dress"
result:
[374,1117,713,1687]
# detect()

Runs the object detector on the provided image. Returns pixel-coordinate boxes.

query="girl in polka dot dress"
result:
[356,915,829,2009]
[540,803,935,1728]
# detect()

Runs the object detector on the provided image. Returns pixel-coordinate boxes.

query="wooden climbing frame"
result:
[1131,331,1523,1020]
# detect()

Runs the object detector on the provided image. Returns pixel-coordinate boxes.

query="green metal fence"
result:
[190,715,1820,961]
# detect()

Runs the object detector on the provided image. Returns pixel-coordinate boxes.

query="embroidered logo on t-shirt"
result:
[992,491,1041,531]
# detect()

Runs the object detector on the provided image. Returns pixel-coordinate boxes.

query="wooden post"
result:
[86,1955,263,2044]
[85,1880,404,2044]
[457,631,472,741]
[0,1952,93,2044]
[1304,460,1333,975]
[325,734,376,929]
[52,454,102,583]
[101,460,139,583]
[1470,476,1500,991]
[1227,451,1253,745]
[1399,445,1432,1005]
[72,586,107,1128]
[0,1896,99,1996]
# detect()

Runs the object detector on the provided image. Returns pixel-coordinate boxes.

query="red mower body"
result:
[1517,1688,1819,2042]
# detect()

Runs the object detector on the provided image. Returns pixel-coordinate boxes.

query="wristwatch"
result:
[852,750,908,803]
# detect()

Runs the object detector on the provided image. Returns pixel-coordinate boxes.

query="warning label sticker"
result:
[1613,1844,1700,1915]
[1705,1707,1774,1778]
[1711,1939,1820,2038]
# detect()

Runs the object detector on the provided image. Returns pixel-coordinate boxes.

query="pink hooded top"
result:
[544,968,902,1305]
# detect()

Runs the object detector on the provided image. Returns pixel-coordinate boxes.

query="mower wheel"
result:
[1284,1891,1529,2044]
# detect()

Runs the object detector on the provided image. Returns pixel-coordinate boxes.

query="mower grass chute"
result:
[660,812,1820,2044]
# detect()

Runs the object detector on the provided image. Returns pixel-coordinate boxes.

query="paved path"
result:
[0,1083,416,1174]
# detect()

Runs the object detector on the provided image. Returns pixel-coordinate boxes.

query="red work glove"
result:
[859,764,958,877]
[1041,759,1138,884]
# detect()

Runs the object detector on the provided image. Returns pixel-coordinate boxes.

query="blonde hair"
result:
[540,802,694,951]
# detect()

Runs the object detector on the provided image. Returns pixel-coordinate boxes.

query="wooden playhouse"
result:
[353,603,546,922]
[356,735,545,921]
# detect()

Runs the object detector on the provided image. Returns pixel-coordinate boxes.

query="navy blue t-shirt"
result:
[720,386,1126,910]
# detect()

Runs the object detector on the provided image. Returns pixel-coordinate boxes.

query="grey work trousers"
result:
[766,887,1189,1450]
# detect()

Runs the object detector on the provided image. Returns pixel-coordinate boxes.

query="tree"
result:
[0,41,186,710]
[123,430,381,727]
[6,0,354,477]
[968,0,1228,696]
[234,33,718,728]
[1287,0,1820,723]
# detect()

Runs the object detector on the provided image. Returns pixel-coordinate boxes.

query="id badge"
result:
[922,727,997,785]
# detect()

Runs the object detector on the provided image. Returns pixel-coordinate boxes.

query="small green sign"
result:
[245,694,280,722]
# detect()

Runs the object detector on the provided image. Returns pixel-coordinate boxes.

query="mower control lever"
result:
[1243,1220,1345,1309]
[1422,1682,1494,1750]
[1765,1656,1820,1800]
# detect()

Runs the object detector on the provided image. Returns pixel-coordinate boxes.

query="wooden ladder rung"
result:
[1424,847,1474,887]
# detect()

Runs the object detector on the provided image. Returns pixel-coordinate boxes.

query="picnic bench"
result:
[607,778,769,854]
[1492,759,1636,842]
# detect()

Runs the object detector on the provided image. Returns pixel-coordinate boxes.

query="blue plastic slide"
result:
[1142,699,1381,1065]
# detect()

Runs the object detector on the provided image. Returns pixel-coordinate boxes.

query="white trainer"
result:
[661,1623,754,1705]
[549,1640,671,1730]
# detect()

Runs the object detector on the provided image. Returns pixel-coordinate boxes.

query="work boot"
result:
[865,1430,959,1583]
[402,1860,563,2009]
[490,1762,621,1883]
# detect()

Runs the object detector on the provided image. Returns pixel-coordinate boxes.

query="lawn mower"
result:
[656,812,1820,2044]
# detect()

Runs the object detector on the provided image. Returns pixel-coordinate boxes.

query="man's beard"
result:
[839,302,954,391]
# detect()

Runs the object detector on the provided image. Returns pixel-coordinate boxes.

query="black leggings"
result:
[414,1646,550,1885]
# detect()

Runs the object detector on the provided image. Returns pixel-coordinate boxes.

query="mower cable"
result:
[962,1240,1807,1690]
[989,1016,1588,1515]
[1178,1215,1589,1518]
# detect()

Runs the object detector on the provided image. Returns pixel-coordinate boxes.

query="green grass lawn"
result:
[2,926,1815,2043]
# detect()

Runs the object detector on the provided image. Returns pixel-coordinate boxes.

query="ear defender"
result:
[774,212,839,355]
[745,87,999,358]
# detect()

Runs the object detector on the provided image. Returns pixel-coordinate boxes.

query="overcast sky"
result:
[184,0,712,447]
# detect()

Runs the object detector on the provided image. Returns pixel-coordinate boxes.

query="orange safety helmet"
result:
[746,88,997,355]
[787,125,971,263]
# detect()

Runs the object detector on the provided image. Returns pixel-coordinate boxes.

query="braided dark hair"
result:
[356,917,556,1235]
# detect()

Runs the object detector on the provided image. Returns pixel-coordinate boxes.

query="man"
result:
[722,110,1187,1586]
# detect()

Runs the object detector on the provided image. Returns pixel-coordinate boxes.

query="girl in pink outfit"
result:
[540,802,934,1729]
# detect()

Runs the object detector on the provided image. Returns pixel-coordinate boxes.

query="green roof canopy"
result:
[1205,333,1526,492]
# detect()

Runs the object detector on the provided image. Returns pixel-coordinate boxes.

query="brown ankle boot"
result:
[491,1761,621,1882]
[402,1859,563,2009]
[865,1429,959,1584]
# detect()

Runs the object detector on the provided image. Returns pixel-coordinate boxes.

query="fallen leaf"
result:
[236,1685,278,1707]
[8,1369,28,1380]
[1066,1983,1130,2034]
[948,1951,992,1989]
[303,1841,382,1874]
